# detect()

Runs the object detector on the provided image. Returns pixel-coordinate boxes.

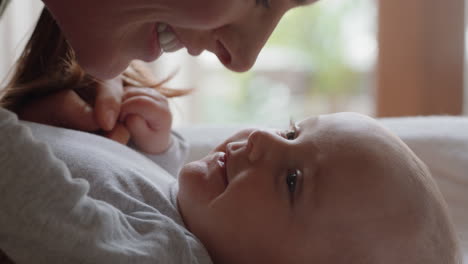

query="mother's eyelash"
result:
[256,0,271,8]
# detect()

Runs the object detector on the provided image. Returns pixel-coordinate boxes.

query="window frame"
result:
[376,0,465,116]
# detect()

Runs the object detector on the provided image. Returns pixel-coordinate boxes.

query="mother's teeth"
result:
[157,23,168,33]
[159,31,176,45]
[156,23,183,53]
[162,41,181,52]
[159,31,181,52]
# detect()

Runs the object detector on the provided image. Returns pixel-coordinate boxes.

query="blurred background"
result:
[0,0,465,127]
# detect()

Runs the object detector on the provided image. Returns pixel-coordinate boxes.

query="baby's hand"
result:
[119,87,172,154]
[18,78,132,145]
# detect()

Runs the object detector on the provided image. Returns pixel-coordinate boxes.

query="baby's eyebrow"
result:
[288,117,299,134]
[289,118,299,133]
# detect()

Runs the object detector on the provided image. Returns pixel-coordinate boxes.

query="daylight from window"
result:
[154,0,377,126]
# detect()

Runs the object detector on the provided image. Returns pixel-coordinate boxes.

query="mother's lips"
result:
[157,23,185,53]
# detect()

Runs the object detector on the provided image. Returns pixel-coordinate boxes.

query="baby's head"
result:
[177,112,459,264]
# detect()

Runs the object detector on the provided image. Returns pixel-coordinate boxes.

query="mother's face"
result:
[46,0,317,79]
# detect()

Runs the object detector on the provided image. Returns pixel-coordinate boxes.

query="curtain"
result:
[0,0,43,86]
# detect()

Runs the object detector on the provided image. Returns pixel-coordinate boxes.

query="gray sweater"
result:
[0,107,212,264]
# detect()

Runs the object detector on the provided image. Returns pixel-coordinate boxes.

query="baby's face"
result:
[177,113,430,263]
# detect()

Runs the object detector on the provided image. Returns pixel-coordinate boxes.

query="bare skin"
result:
[177,112,459,264]
[34,0,318,139]
[20,77,173,154]
[43,0,318,79]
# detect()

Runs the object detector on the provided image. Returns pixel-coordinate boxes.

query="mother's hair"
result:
[0,7,190,114]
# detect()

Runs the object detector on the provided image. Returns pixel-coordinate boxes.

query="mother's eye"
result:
[255,0,271,8]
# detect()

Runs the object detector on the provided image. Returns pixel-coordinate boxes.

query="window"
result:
[378,0,464,116]
[0,0,43,84]
[152,0,377,126]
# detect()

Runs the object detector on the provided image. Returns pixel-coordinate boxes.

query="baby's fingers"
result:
[125,114,172,154]
[119,95,171,129]
[104,123,130,145]
[123,87,168,103]
[120,95,172,154]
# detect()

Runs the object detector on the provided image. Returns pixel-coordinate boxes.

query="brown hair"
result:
[0,7,190,113]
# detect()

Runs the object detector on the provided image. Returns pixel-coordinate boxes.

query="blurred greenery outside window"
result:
[159,0,378,126]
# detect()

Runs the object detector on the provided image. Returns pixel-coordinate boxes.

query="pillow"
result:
[380,116,468,258]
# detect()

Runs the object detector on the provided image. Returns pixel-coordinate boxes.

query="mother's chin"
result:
[76,52,130,80]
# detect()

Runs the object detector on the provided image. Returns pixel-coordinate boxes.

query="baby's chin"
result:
[175,191,193,231]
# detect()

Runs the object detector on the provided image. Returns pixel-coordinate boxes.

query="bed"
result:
[178,116,468,262]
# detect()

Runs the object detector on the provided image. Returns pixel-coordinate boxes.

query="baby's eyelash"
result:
[286,169,298,194]
[286,130,296,140]
[285,118,298,140]
[256,0,271,8]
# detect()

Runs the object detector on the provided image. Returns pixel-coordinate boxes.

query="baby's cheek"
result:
[178,162,213,206]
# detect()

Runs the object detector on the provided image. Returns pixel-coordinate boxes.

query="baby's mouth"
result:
[157,23,184,53]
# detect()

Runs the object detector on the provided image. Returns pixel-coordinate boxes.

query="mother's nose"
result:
[227,50,260,72]
[223,37,266,72]
[215,25,276,72]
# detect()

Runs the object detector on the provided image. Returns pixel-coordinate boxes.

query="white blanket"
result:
[178,116,468,261]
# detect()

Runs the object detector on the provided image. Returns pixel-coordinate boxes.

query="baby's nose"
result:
[226,141,247,153]
[247,130,271,162]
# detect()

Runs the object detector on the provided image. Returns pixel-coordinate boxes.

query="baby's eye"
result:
[286,169,298,193]
[285,130,296,140]
[255,0,271,8]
